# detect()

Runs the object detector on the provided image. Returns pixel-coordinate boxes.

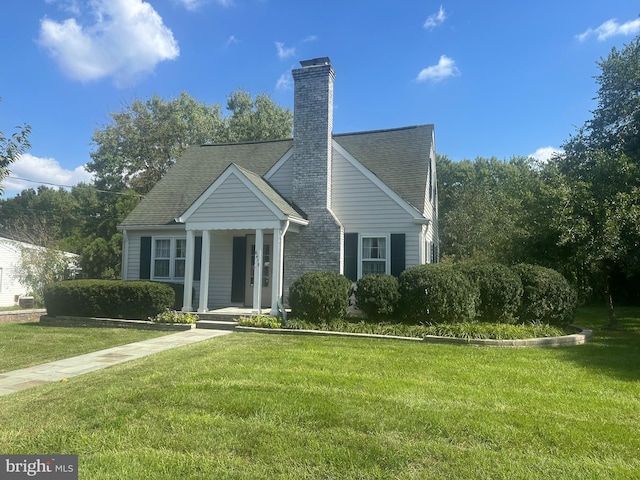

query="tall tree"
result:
[437,155,541,264]
[555,35,640,327]
[0,98,31,196]
[224,89,294,143]
[88,89,293,195]
[88,92,225,194]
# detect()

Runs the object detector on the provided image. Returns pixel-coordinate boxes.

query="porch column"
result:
[198,229,211,313]
[121,230,129,280]
[270,221,289,316]
[182,229,195,312]
[252,228,263,314]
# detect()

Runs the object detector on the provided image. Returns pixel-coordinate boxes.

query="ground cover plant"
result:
[0,307,638,478]
[284,317,569,340]
[0,323,169,373]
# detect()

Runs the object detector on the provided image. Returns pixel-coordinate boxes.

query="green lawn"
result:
[0,323,170,373]
[0,307,639,479]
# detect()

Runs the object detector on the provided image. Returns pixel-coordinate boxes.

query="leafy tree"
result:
[437,155,540,264]
[88,89,293,195]
[0,98,31,196]
[554,35,640,327]
[224,89,294,143]
[16,243,79,306]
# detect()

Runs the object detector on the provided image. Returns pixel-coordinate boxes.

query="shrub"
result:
[288,271,351,323]
[398,264,478,324]
[43,280,175,320]
[237,314,282,328]
[512,264,578,325]
[456,262,523,323]
[149,309,198,324]
[354,274,400,319]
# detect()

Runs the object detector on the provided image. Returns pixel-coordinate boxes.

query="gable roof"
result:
[334,124,433,212]
[177,163,307,224]
[120,139,293,227]
[119,124,433,228]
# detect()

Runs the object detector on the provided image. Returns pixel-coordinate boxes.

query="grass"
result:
[0,323,170,373]
[0,307,638,478]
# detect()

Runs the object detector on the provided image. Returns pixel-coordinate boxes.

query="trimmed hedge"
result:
[43,280,175,320]
[398,264,478,324]
[512,263,578,325]
[289,271,351,323]
[456,262,523,323]
[354,274,400,319]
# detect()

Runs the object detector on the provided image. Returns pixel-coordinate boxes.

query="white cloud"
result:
[416,55,460,82]
[1,153,94,197]
[529,146,563,163]
[39,0,179,86]
[175,0,234,10]
[46,0,82,15]
[276,71,293,91]
[226,35,239,46]
[275,41,296,60]
[424,5,446,30]
[576,17,640,42]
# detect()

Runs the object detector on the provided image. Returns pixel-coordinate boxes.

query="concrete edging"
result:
[0,309,47,324]
[235,324,592,348]
[39,315,195,331]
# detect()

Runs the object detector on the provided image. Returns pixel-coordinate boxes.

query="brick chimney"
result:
[284,57,343,292]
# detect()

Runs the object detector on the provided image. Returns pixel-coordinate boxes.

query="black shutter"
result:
[231,236,247,303]
[344,233,358,282]
[140,236,152,279]
[390,234,405,277]
[193,236,202,281]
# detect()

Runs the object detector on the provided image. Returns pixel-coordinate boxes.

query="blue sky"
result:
[0,0,638,198]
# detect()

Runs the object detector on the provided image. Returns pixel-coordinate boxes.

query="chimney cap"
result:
[299,57,331,68]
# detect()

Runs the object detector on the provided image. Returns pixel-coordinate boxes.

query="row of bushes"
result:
[43,280,177,320]
[289,263,578,326]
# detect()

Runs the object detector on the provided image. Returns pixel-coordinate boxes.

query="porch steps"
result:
[196,320,238,331]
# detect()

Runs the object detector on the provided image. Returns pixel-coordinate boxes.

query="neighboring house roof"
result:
[120,124,433,228]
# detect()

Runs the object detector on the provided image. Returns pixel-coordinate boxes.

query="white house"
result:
[0,237,79,307]
[118,57,439,315]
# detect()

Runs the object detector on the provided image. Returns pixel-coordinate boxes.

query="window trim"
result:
[151,236,187,281]
[358,234,390,278]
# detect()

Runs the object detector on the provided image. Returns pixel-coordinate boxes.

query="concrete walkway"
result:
[0,328,231,397]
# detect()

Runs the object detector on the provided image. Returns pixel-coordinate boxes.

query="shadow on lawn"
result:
[557,307,640,382]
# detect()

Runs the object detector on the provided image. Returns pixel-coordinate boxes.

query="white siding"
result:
[188,173,279,223]
[331,149,423,268]
[0,243,24,306]
[266,155,293,201]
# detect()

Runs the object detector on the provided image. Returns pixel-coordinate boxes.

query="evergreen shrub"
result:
[43,280,175,320]
[289,271,351,323]
[457,262,523,323]
[354,274,400,319]
[398,264,478,324]
[512,264,578,325]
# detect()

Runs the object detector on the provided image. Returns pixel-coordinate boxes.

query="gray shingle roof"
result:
[234,164,306,221]
[120,125,433,227]
[120,139,293,227]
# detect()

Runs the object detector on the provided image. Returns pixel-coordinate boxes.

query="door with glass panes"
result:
[244,235,273,307]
